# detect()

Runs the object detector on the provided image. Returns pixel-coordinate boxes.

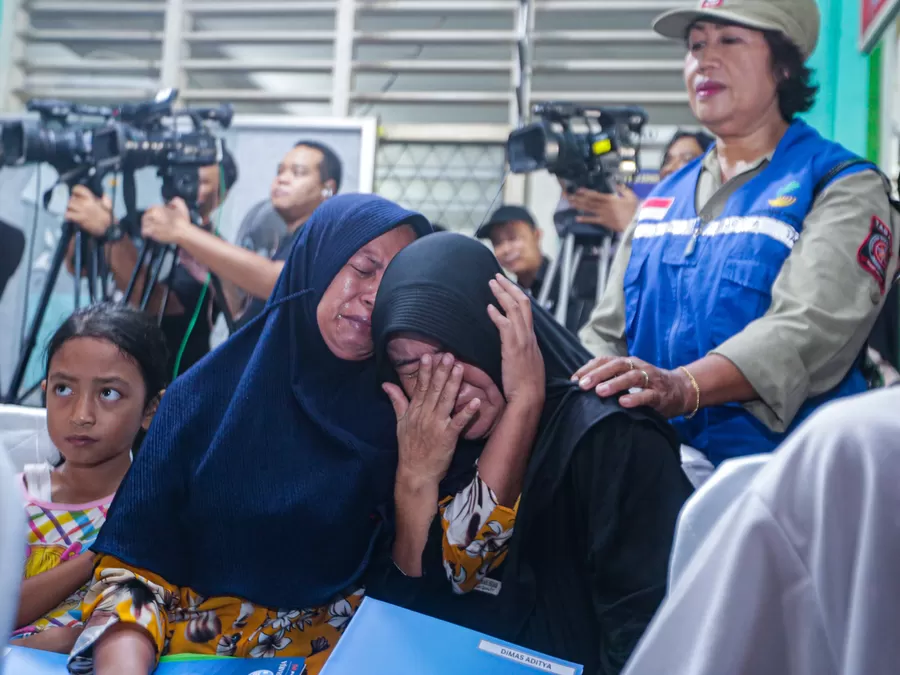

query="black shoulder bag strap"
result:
[812,158,900,380]
[812,158,900,211]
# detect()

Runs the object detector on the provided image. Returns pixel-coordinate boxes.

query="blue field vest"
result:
[624,121,870,465]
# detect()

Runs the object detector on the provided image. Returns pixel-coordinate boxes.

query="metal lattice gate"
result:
[376,141,506,232]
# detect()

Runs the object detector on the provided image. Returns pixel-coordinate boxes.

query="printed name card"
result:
[477,640,577,675]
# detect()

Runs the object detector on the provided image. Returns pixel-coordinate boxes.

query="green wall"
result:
[804,0,877,158]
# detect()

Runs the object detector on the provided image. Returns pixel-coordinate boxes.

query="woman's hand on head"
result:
[488,274,546,410]
[384,354,482,491]
[573,355,693,419]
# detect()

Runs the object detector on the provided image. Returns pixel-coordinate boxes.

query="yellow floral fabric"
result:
[68,556,363,675]
[439,473,518,594]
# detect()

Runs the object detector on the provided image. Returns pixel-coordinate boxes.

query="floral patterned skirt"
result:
[68,556,363,675]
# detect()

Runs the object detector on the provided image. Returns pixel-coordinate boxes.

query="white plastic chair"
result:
[668,453,770,585]
[0,449,25,659]
[0,404,58,472]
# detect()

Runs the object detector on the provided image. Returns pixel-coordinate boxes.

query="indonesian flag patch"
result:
[858,215,893,294]
[638,197,675,221]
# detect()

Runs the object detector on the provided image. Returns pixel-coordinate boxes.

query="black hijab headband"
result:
[373,232,507,389]
[373,231,598,390]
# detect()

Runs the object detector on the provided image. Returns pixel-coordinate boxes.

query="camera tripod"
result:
[2,172,110,404]
[2,165,235,404]
[537,210,615,330]
[121,164,235,331]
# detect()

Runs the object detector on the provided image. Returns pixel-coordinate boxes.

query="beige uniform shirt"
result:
[579,149,899,432]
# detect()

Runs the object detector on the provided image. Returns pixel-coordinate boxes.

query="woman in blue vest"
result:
[575,0,898,475]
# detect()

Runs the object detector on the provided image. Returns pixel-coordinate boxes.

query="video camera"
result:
[505,103,648,333]
[0,89,232,210]
[0,90,236,405]
[506,102,648,195]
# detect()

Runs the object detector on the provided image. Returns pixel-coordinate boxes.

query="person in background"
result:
[575,0,899,478]
[476,205,593,333]
[141,140,342,329]
[64,153,238,377]
[567,130,714,233]
[11,304,168,654]
[370,233,692,675]
[66,195,431,675]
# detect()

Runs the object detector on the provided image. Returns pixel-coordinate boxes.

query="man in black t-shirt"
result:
[475,205,595,334]
[140,140,343,330]
[64,152,239,377]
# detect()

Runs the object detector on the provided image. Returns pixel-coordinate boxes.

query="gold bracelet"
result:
[679,366,700,419]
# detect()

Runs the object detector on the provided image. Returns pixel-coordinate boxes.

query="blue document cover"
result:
[1,646,305,675]
[321,598,584,675]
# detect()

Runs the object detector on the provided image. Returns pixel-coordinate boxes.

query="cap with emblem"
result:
[652,0,820,61]
[475,205,538,239]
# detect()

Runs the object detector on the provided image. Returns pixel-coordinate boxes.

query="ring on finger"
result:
[626,358,636,371]
[640,370,650,388]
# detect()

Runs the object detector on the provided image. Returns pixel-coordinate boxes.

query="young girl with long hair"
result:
[11,303,168,653]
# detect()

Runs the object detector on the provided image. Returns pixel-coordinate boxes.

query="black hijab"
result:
[370,233,688,674]
[372,232,678,498]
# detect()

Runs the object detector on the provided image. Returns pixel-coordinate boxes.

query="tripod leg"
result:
[140,244,172,311]
[537,253,562,308]
[209,273,236,334]
[87,237,99,304]
[73,229,83,309]
[3,223,76,403]
[157,246,180,323]
[555,234,575,326]
[97,246,111,302]
[123,241,154,305]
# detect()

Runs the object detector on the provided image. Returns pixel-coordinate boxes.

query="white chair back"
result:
[0,450,25,659]
[669,453,770,585]
[0,404,58,473]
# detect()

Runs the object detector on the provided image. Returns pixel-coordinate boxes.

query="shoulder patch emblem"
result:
[858,215,893,294]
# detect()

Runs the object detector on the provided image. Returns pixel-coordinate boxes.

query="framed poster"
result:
[0,114,377,400]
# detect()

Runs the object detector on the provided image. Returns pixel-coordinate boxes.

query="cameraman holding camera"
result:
[140,140,341,329]
[476,205,595,332]
[566,130,714,233]
[64,152,238,376]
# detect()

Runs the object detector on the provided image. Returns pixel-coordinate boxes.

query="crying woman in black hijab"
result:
[369,232,694,675]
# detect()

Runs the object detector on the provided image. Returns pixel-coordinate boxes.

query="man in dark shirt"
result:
[475,205,594,333]
[64,151,238,376]
[140,140,342,329]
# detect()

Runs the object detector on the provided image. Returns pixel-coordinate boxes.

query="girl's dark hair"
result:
[764,30,818,121]
[662,130,715,167]
[46,303,170,409]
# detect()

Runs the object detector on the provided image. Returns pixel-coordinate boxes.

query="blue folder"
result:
[321,598,584,675]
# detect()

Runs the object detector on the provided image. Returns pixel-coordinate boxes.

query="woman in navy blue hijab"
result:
[67,194,431,675]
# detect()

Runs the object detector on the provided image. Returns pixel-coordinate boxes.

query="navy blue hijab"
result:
[94,194,432,609]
